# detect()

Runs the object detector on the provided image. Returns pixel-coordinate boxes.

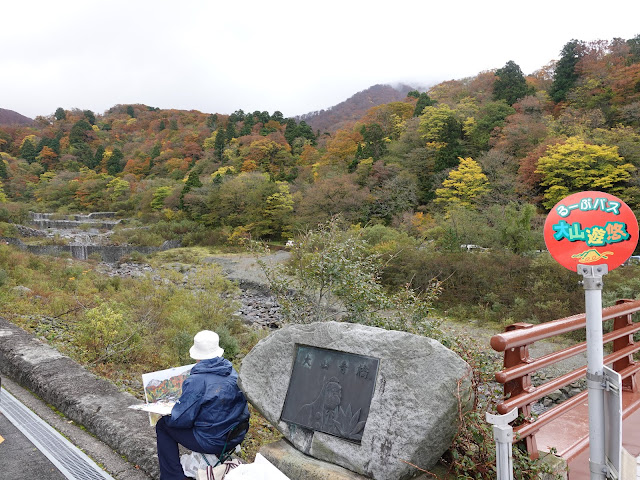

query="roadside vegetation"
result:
[0,243,284,460]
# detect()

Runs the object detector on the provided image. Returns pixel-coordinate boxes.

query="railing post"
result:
[501,322,538,457]
[613,299,638,392]
[486,408,518,480]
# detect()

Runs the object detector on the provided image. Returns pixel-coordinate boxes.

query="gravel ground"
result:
[201,250,289,286]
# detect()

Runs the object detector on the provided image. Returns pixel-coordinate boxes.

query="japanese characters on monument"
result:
[543,191,639,272]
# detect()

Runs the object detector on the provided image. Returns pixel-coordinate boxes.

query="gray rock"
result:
[568,387,583,396]
[260,439,370,480]
[548,391,564,402]
[13,224,47,237]
[12,285,33,296]
[239,321,473,480]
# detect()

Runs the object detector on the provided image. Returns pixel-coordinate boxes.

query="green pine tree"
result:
[214,127,226,161]
[83,110,96,125]
[69,119,92,146]
[91,145,105,170]
[226,122,237,142]
[493,60,533,105]
[180,170,203,210]
[413,93,435,116]
[549,40,583,103]
[150,143,161,159]
[20,139,37,163]
[206,114,218,130]
[106,149,124,175]
[240,115,255,136]
[0,158,8,179]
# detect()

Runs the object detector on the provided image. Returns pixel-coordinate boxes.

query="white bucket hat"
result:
[189,330,224,360]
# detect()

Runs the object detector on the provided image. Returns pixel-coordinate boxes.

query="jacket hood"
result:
[191,356,233,376]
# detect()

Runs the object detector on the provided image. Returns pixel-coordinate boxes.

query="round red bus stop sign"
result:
[544,191,639,272]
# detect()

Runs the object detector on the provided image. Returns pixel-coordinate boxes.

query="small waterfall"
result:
[70,243,89,261]
[74,233,94,245]
[14,212,180,263]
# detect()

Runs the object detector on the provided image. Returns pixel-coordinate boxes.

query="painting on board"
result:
[129,363,195,425]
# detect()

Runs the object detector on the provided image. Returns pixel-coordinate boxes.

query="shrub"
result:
[182,227,229,246]
[602,264,640,306]
[256,217,440,334]
[380,248,584,324]
[216,326,240,359]
[113,228,164,247]
[0,221,18,236]
[77,302,143,364]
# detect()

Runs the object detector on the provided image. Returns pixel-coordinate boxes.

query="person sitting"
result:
[155,330,250,480]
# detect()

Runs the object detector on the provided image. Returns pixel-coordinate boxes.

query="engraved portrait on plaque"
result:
[280,345,379,443]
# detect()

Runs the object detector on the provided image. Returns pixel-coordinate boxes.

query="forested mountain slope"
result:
[297,83,415,135]
[0,34,639,248]
[0,108,33,126]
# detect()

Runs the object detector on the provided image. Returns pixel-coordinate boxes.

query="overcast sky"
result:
[2,1,639,120]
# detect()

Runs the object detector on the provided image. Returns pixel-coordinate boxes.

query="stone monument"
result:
[239,321,473,480]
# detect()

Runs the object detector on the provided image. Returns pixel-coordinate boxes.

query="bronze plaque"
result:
[280,345,379,443]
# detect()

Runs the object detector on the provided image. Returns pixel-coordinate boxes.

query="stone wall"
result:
[1,237,180,263]
[29,212,121,230]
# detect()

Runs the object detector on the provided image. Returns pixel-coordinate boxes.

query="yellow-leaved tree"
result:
[535,137,635,209]
[435,157,489,208]
[263,181,295,239]
[0,182,8,203]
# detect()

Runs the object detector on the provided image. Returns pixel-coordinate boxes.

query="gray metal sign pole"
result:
[578,264,608,480]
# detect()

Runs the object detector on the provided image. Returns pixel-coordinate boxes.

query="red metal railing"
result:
[490,299,640,458]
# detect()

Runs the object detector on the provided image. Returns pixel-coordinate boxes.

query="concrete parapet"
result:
[0,317,160,478]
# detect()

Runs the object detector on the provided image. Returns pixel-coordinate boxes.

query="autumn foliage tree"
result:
[535,136,635,208]
[418,104,464,171]
[0,34,639,243]
[36,146,58,170]
[435,157,489,208]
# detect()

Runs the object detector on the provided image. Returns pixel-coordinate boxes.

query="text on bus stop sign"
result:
[543,191,639,272]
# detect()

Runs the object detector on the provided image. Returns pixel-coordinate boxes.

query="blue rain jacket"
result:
[166,357,249,451]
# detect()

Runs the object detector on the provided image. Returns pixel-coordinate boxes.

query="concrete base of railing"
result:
[537,452,568,480]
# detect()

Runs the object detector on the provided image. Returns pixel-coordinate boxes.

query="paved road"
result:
[0,405,67,479]
[0,377,152,480]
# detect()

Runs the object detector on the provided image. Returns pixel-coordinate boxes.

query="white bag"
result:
[180,451,220,478]
[196,459,242,480]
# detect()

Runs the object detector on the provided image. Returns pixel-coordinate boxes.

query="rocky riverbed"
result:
[95,251,288,330]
